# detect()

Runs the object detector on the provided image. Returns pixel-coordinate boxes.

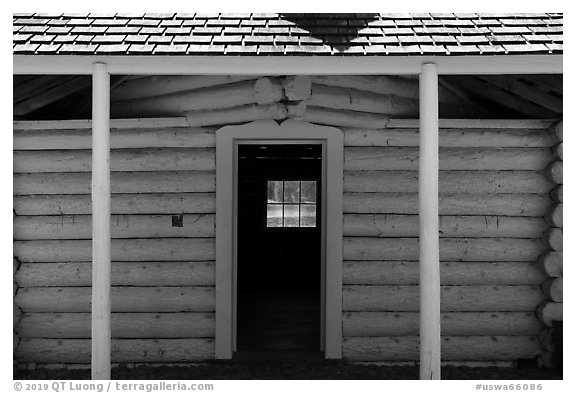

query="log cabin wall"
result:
[13,74,561,367]
[536,121,563,369]
[340,119,557,363]
[13,119,218,366]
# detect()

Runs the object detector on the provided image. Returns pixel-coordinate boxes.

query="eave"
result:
[13,54,563,75]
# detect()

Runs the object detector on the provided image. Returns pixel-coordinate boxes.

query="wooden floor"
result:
[237,290,321,356]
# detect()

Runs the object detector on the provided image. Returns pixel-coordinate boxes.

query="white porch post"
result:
[91,62,111,380]
[419,62,441,380]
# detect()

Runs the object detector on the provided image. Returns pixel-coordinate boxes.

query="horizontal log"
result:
[16,261,214,287]
[343,192,551,216]
[13,127,217,150]
[344,215,546,238]
[537,302,563,327]
[14,193,216,215]
[343,285,543,312]
[304,108,555,130]
[13,238,214,262]
[14,214,215,240]
[344,171,554,194]
[343,336,541,361]
[14,118,554,131]
[542,278,563,302]
[313,75,469,108]
[545,203,563,227]
[303,106,394,129]
[342,128,555,148]
[14,117,190,130]
[16,338,214,363]
[537,251,562,278]
[344,147,553,171]
[543,228,563,251]
[308,84,419,116]
[550,185,562,203]
[343,238,544,261]
[381,119,555,130]
[312,75,419,100]
[546,161,562,184]
[112,75,260,101]
[185,103,288,127]
[343,312,542,336]
[15,287,215,313]
[18,260,546,288]
[18,312,214,338]
[14,171,215,195]
[111,78,285,117]
[14,148,215,173]
[343,261,546,286]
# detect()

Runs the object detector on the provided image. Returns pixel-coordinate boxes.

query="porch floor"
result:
[15,363,561,380]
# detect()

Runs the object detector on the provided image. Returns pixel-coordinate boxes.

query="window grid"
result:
[267,180,316,228]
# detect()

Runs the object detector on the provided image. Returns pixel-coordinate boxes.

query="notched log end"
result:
[286,102,307,119]
[542,277,563,302]
[543,228,563,251]
[537,251,563,278]
[265,103,288,120]
[254,77,286,105]
[544,203,563,228]
[282,76,312,101]
[555,142,563,160]
[536,301,563,327]
[550,185,563,203]
[550,121,562,143]
[545,161,562,185]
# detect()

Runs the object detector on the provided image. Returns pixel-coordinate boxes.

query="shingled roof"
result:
[13,13,563,56]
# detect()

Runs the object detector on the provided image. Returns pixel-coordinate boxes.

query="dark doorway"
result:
[236,144,322,357]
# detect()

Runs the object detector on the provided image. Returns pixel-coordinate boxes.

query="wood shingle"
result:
[11,13,562,56]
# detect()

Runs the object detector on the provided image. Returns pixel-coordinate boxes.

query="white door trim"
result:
[215,119,344,359]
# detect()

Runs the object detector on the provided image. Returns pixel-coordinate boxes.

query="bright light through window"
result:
[267,180,317,228]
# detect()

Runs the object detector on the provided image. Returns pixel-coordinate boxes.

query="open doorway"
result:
[236,144,323,357]
[215,120,343,360]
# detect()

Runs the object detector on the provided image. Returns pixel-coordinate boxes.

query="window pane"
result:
[267,204,283,227]
[301,181,316,203]
[283,204,299,227]
[300,205,317,227]
[283,181,300,203]
[267,181,283,203]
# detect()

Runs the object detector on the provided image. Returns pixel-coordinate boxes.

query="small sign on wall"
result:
[172,214,184,227]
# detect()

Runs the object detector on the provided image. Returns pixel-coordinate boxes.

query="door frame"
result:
[215,120,343,359]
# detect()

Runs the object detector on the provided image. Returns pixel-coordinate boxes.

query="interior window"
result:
[266,180,317,228]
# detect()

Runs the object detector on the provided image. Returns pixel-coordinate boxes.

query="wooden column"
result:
[419,63,441,380]
[91,62,111,380]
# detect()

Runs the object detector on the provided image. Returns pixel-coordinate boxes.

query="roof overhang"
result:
[13,54,563,75]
